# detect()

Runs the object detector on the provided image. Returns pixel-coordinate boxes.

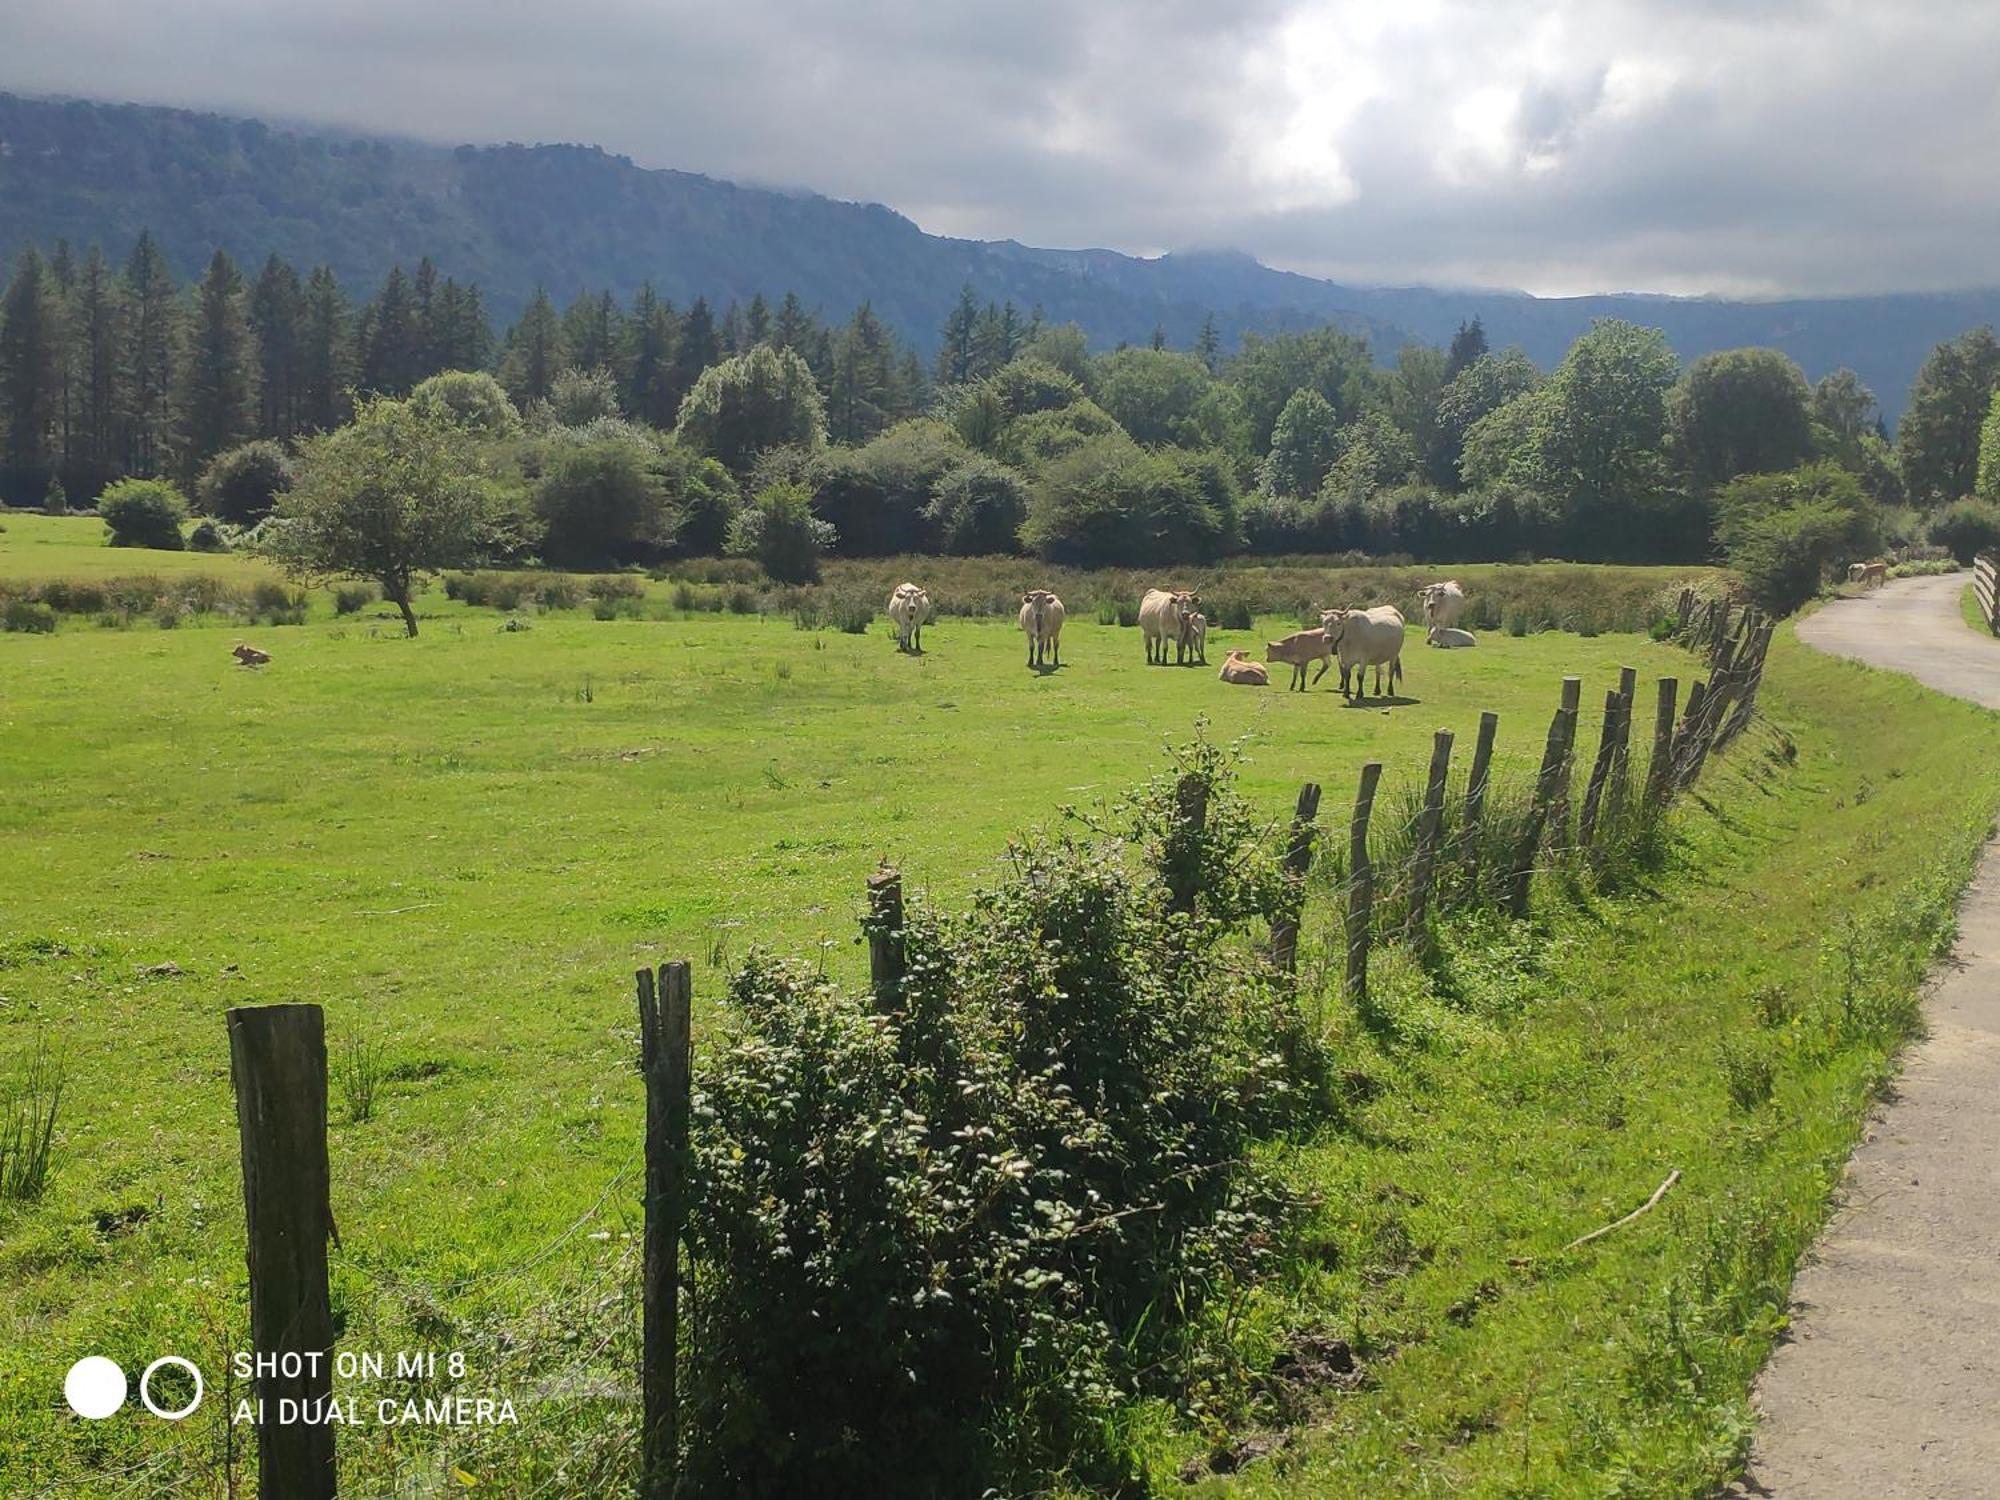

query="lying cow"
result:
[1019,589,1065,668]
[231,643,271,667]
[1427,627,1477,648]
[1266,627,1333,692]
[1183,611,1208,666]
[1418,580,1467,642]
[1321,606,1407,702]
[1140,587,1200,664]
[887,582,933,652]
[1218,650,1268,686]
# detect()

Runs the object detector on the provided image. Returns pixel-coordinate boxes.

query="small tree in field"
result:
[42,476,66,515]
[272,395,518,636]
[99,478,189,548]
[726,481,833,584]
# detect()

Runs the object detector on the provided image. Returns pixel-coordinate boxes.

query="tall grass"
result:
[0,1038,64,1202]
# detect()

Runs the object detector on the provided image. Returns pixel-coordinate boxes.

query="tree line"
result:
[5,232,2000,604]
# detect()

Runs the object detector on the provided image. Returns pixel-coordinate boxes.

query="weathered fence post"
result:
[866,865,905,1010]
[1669,678,1708,791]
[1512,701,1570,916]
[1606,666,1638,828]
[1720,621,1776,746]
[1675,587,1694,636]
[1549,676,1582,849]
[1644,677,1679,810]
[1459,710,1499,886]
[227,1003,336,1500]
[1406,730,1455,943]
[1268,781,1322,976]
[1976,555,1999,634]
[1578,689,1621,848]
[1344,763,1383,1005]
[638,960,693,1500]
[1166,772,1209,916]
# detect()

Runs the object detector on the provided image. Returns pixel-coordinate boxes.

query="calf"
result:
[1217,649,1268,686]
[232,643,271,667]
[1265,628,1332,692]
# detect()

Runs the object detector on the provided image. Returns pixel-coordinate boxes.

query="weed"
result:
[0,1038,64,1201]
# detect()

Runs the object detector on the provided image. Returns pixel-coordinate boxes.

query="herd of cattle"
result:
[884,577,1475,702]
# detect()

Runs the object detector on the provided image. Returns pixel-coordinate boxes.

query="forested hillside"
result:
[5,92,2000,415]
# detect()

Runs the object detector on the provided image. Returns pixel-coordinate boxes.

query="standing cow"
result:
[1265,627,1333,692]
[1418,580,1467,642]
[1019,589,1065,668]
[1321,606,1407,702]
[1182,611,1208,666]
[887,582,933,653]
[1139,588,1200,664]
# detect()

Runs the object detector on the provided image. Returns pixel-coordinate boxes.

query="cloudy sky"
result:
[6,0,1997,297]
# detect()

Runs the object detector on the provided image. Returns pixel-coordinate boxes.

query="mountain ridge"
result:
[3,91,1995,417]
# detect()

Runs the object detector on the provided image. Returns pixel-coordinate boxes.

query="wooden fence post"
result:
[1512,702,1570,916]
[1720,621,1776,746]
[1406,730,1454,942]
[1644,677,1679,810]
[1668,678,1708,791]
[1675,587,1693,635]
[1549,676,1582,849]
[638,961,693,1500]
[1268,781,1322,975]
[1166,772,1209,916]
[227,1003,336,1500]
[1606,666,1638,827]
[1459,710,1499,885]
[1344,763,1383,1005]
[1578,689,1621,848]
[1976,555,1999,634]
[866,865,905,1010]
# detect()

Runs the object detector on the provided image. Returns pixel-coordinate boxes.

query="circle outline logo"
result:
[139,1356,203,1420]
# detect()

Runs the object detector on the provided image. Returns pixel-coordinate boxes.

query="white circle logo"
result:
[64,1357,128,1419]
[139,1356,204,1420]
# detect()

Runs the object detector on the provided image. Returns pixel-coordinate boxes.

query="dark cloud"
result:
[3,0,1994,295]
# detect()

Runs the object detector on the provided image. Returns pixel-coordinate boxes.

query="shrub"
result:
[42,476,67,515]
[726,482,835,585]
[534,431,672,566]
[1716,464,1879,615]
[99,478,190,549]
[409,370,523,437]
[198,441,292,526]
[826,593,875,634]
[585,574,645,603]
[3,600,57,634]
[724,585,758,615]
[1719,1036,1776,1111]
[924,456,1029,555]
[683,740,1313,1495]
[187,519,230,553]
[333,584,377,615]
[247,579,306,625]
[1928,498,2000,565]
[535,576,583,611]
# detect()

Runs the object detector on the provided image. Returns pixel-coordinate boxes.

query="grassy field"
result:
[3,518,1996,1495]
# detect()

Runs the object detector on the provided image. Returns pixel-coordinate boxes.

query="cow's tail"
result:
[1392,655,1403,693]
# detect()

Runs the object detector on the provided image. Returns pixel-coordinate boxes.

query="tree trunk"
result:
[391,590,418,637]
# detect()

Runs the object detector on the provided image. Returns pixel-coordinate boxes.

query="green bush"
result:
[1716,464,1879,615]
[535,576,582,611]
[726,482,834,585]
[98,478,190,549]
[1928,498,2000,565]
[187,519,230,553]
[683,741,1313,1496]
[3,600,57,634]
[42,476,67,515]
[198,441,292,526]
[333,584,377,615]
[248,579,306,625]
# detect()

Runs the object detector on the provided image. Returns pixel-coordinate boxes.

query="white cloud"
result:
[3,0,1996,295]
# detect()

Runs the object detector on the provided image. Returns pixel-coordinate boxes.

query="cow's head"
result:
[1319,610,1351,646]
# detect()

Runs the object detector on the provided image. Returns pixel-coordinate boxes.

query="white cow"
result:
[1139,588,1200,665]
[1265,627,1333,692]
[1418,580,1467,643]
[1218,650,1269,686]
[1019,589,1065,668]
[1182,611,1208,666]
[887,582,933,653]
[1427,627,1477,649]
[1321,606,1407,702]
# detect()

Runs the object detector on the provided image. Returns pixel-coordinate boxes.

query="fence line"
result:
[197,601,1776,1498]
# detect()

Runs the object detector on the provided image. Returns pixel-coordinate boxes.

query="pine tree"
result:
[1150,324,1167,351]
[360,265,422,396]
[412,257,441,376]
[668,297,720,413]
[1196,314,1220,373]
[122,231,180,476]
[772,292,815,354]
[745,293,772,348]
[70,247,124,488]
[176,249,259,481]
[1445,316,1489,381]
[500,288,563,407]
[719,300,745,355]
[936,285,980,387]
[0,248,61,482]
[250,254,305,439]
[300,266,353,433]
[828,302,897,444]
[560,289,621,376]
[622,282,680,428]
[430,280,494,372]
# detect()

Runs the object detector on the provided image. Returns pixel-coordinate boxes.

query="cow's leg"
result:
[1311,658,1331,684]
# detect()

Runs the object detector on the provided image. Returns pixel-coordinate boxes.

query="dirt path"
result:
[1731,573,2000,1498]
